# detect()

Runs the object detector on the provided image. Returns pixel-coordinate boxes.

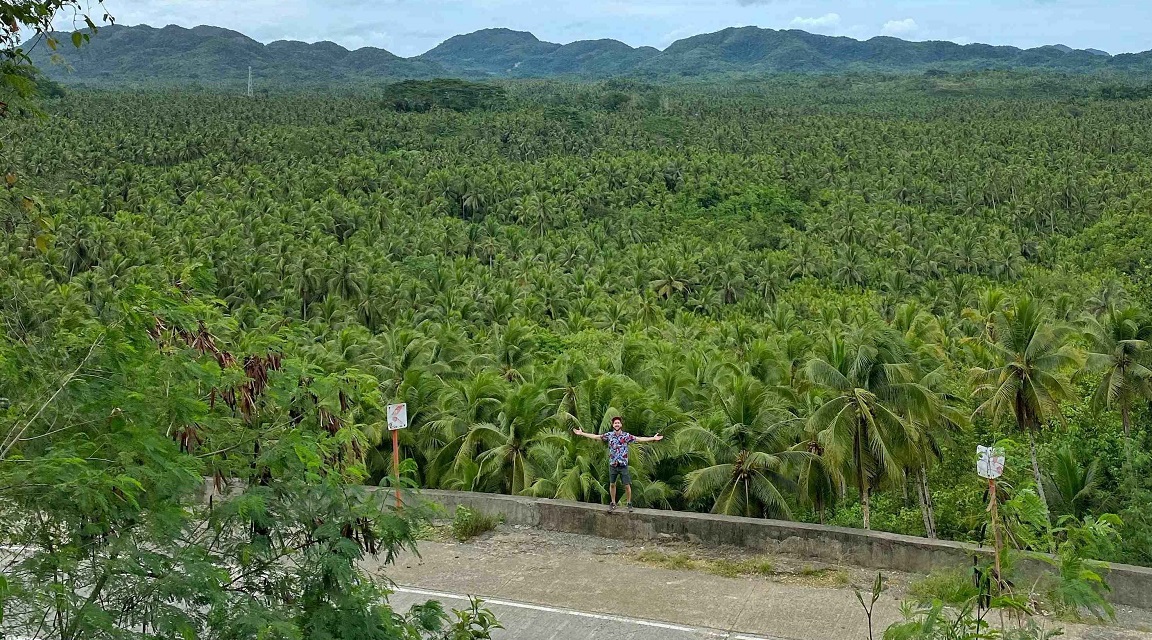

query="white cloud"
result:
[790,13,841,29]
[881,18,918,36]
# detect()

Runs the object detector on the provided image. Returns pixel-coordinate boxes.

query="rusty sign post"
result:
[977,445,1006,584]
[387,403,408,508]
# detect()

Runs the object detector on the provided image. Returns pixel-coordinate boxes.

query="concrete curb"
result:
[412,488,1152,610]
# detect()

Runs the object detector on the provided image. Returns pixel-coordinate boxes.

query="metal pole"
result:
[989,478,1002,586]
[392,428,402,509]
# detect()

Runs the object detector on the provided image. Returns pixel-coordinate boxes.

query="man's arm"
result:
[634,434,663,443]
[572,428,604,440]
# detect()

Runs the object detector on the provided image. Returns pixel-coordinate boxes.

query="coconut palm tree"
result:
[970,296,1081,510]
[905,365,969,538]
[1082,306,1152,470]
[424,371,506,487]
[680,376,809,519]
[805,325,931,530]
[649,255,693,301]
[527,437,605,503]
[456,383,559,495]
[1043,446,1100,520]
[489,318,537,382]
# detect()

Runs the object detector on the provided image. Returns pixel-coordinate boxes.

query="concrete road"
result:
[390,586,780,640]
[375,529,894,640]
[372,527,1150,640]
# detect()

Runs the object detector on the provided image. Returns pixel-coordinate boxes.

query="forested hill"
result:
[30,24,446,86]
[31,23,1152,87]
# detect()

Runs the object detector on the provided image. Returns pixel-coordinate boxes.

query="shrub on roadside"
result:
[451,506,502,542]
[907,569,980,605]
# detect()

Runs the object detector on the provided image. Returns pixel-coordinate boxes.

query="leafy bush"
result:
[884,600,1061,640]
[407,597,503,640]
[451,506,502,542]
[1037,514,1122,621]
[907,569,980,606]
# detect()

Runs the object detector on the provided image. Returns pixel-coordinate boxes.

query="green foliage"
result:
[0,282,500,639]
[383,79,508,113]
[709,188,805,251]
[1114,488,1152,565]
[1038,514,1123,621]
[708,557,776,578]
[908,569,981,606]
[886,554,1066,638]
[598,91,632,111]
[883,599,1062,640]
[634,550,697,571]
[1098,84,1152,100]
[1,1,108,122]
[855,573,887,640]
[1042,447,1100,519]
[7,71,1152,640]
[451,506,502,541]
[419,28,560,77]
[1002,488,1052,552]
[406,597,503,640]
[444,598,503,640]
[680,375,808,519]
[1,1,108,63]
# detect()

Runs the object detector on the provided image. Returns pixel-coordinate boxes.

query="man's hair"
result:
[611,416,623,425]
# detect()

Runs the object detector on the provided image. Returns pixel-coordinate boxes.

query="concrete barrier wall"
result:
[415,489,1152,610]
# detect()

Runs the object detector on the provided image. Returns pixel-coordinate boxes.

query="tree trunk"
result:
[1017,393,1048,511]
[855,425,870,529]
[916,466,937,539]
[745,478,751,518]
[1122,402,1133,471]
[1027,427,1048,510]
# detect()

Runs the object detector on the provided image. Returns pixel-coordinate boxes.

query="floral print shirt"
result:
[601,430,636,466]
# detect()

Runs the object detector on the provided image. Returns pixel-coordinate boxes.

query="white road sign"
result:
[387,403,408,431]
[977,445,1005,479]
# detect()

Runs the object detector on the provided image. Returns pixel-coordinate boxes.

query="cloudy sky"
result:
[93,0,1150,57]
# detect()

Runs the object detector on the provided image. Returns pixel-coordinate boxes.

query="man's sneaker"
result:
[608,502,617,513]
[626,502,634,513]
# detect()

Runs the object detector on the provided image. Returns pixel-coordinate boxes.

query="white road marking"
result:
[392,586,783,640]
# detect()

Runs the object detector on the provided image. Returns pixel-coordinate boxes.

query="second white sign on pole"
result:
[976,445,1005,479]
[387,403,408,431]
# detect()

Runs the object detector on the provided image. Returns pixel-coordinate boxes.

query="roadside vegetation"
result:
[451,506,503,541]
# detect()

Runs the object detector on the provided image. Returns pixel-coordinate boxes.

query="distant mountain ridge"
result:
[30,22,1152,86]
[32,23,444,85]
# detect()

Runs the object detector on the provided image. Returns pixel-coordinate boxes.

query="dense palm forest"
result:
[6,72,1152,579]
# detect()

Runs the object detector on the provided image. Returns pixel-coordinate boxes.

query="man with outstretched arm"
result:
[572,416,663,513]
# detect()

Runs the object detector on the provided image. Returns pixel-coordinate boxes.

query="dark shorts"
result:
[608,464,631,486]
